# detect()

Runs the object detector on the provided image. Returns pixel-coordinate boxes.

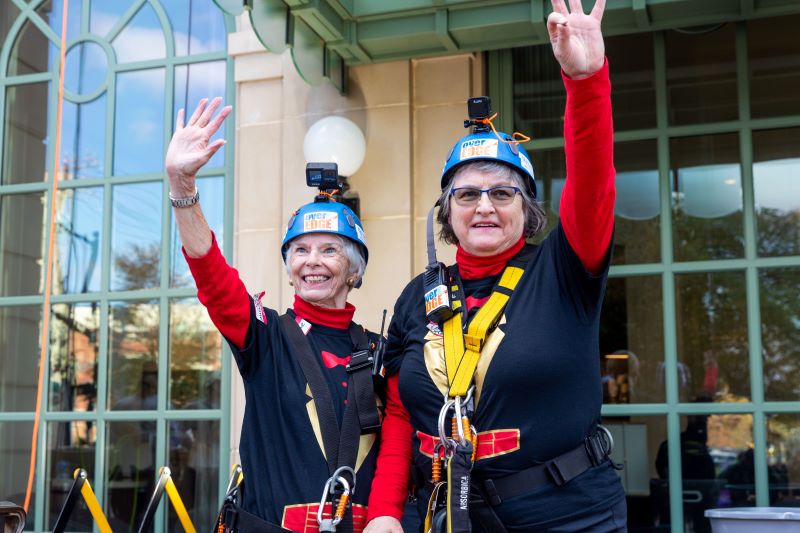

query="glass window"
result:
[613,140,660,265]
[0,306,40,412]
[0,421,36,522]
[112,3,166,63]
[601,276,665,404]
[766,414,800,506]
[163,0,226,56]
[760,268,800,402]
[108,301,160,411]
[603,416,667,530]
[61,97,108,180]
[105,420,157,527]
[665,23,738,125]
[64,41,109,97]
[670,134,744,262]
[606,32,656,130]
[528,147,563,242]
[748,15,800,118]
[7,17,50,75]
[111,182,163,291]
[1,192,45,296]
[55,188,103,294]
[3,83,49,184]
[170,176,224,288]
[512,46,564,139]
[169,298,222,409]
[46,420,95,530]
[753,128,800,258]
[0,3,19,41]
[675,271,749,403]
[113,68,166,176]
[166,419,220,529]
[49,303,100,412]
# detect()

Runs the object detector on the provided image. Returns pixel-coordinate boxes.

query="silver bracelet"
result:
[169,188,199,208]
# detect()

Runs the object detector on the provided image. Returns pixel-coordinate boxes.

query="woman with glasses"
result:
[364,0,625,531]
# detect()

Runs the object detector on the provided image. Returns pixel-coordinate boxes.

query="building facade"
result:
[2,1,800,532]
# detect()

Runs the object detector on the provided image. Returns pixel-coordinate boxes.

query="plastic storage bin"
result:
[705,507,800,532]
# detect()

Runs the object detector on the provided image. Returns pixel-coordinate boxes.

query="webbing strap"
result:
[445,265,524,397]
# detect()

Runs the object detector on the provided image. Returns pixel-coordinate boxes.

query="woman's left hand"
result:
[547,0,606,79]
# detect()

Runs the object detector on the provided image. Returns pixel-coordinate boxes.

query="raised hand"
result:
[165,97,232,195]
[547,0,606,79]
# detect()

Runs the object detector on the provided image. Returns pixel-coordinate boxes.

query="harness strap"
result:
[218,500,293,533]
[346,324,381,434]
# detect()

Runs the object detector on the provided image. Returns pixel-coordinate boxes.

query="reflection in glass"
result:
[3,83,49,184]
[656,414,753,532]
[112,2,166,63]
[111,182,162,291]
[606,32,656,130]
[166,420,220,529]
[61,97,107,179]
[169,299,222,409]
[753,128,800,257]
[108,301,159,411]
[171,177,224,287]
[602,417,666,530]
[55,188,103,294]
[174,62,227,168]
[47,420,95,531]
[760,268,800,402]
[512,46,564,139]
[675,271,749,402]
[748,15,800,118]
[527,147,563,243]
[671,135,744,261]
[49,303,99,412]
[665,24,737,125]
[7,16,50,75]
[163,0,226,56]
[113,69,166,175]
[90,0,129,36]
[0,306,40,412]
[1,193,45,296]
[0,3,20,45]
[600,276,664,404]
[105,421,157,529]
[64,41,108,96]
[613,140,660,265]
[0,421,36,523]
[767,414,800,506]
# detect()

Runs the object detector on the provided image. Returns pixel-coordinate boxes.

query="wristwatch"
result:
[169,188,199,208]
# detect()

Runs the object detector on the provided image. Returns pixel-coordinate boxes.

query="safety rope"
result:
[24,0,70,512]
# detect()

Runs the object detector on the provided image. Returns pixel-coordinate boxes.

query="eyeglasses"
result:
[450,185,521,206]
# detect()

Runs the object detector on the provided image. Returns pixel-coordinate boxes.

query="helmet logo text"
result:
[459,138,498,160]
[303,212,338,231]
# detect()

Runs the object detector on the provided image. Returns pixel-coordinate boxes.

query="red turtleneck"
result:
[455,237,526,279]
[292,294,354,329]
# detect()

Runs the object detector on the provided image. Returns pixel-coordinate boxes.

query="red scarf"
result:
[293,294,354,329]
[456,237,525,280]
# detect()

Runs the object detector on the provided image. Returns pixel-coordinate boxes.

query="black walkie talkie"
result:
[423,203,453,324]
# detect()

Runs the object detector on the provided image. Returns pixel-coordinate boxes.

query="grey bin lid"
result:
[705,507,800,520]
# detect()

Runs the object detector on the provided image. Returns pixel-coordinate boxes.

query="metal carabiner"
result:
[437,399,456,445]
[317,466,355,530]
[453,396,467,445]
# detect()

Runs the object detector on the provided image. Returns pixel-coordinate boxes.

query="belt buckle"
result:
[545,461,567,487]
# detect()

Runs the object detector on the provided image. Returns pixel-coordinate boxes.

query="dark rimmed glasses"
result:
[450,185,521,206]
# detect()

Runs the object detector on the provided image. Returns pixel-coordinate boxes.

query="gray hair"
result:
[284,235,366,289]
[436,161,547,245]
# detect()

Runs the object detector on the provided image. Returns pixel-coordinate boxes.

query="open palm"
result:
[547,0,606,79]
[165,97,231,193]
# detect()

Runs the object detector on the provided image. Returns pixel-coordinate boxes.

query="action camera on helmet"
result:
[465,96,492,133]
[306,162,341,192]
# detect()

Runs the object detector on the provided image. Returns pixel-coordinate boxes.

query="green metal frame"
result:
[0,1,236,531]
[489,20,800,533]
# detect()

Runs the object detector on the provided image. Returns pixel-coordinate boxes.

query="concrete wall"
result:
[226,17,483,464]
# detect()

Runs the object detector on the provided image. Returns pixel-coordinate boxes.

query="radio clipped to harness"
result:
[424,263,453,323]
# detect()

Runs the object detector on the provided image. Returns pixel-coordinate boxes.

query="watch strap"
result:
[169,188,199,208]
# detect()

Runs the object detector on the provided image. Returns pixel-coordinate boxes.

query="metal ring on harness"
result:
[596,424,614,455]
[437,399,456,446]
[453,395,467,445]
[316,466,355,528]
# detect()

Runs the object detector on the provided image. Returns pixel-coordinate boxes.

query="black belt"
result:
[473,429,614,507]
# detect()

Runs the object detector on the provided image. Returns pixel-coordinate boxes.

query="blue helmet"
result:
[281,198,368,264]
[441,131,536,198]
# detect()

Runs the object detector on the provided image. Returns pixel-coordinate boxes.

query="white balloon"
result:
[303,116,366,177]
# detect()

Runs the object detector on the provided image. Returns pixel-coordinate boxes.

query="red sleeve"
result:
[559,59,616,275]
[184,232,251,349]
[367,375,413,521]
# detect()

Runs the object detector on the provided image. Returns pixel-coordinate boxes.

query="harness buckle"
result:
[463,334,483,353]
[346,349,373,373]
[545,460,567,487]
